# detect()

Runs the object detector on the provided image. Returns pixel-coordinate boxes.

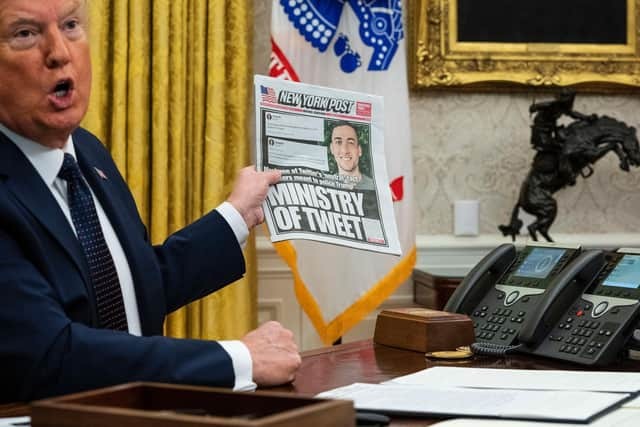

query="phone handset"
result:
[444,244,516,314]
[517,250,605,346]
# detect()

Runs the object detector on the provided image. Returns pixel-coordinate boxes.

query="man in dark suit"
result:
[0,0,300,403]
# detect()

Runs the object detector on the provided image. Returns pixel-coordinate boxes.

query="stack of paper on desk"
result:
[317,367,640,423]
[317,383,630,423]
[430,396,640,427]
[430,407,640,427]
[387,366,640,392]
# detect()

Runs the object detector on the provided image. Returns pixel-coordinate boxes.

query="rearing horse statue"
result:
[499,94,640,242]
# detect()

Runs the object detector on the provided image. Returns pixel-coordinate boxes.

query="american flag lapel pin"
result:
[94,167,108,180]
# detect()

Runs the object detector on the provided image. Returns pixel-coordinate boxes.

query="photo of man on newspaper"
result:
[327,121,375,191]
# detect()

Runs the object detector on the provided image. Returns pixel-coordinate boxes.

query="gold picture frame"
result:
[409,0,640,91]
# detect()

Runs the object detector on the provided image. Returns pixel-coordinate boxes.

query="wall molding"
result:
[258,233,640,276]
[257,298,283,323]
[415,233,640,275]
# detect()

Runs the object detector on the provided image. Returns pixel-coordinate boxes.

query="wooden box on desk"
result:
[413,269,463,310]
[374,308,475,353]
[30,382,354,427]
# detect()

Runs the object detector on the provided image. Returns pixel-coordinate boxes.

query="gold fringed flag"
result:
[269,0,416,345]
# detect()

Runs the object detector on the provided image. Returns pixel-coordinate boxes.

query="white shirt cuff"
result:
[219,340,256,391]
[216,201,249,246]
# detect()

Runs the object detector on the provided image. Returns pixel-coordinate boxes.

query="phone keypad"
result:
[559,345,581,355]
[472,303,526,342]
[547,317,620,360]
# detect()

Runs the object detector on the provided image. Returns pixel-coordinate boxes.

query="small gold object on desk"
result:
[425,349,473,360]
[374,307,475,353]
[30,382,354,427]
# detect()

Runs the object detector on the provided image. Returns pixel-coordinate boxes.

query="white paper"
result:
[623,395,640,408]
[388,367,640,392]
[430,407,640,427]
[254,75,401,255]
[317,383,629,422]
[0,417,30,427]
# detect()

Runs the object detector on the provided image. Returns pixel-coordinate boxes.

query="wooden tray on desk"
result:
[30,382,354,427]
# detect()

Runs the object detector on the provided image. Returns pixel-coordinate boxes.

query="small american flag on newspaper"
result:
[260,85,277,103]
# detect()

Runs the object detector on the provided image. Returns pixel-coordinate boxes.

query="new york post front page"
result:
[254,75,400,255]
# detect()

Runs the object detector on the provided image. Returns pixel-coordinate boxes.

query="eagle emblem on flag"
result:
[279,0,404,73]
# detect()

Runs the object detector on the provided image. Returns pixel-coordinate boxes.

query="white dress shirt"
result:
[0,123,255,391]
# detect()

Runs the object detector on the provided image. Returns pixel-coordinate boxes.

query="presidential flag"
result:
[269,0,416,345]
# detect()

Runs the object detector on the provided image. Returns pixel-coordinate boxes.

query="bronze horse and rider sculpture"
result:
[499,91,640,242]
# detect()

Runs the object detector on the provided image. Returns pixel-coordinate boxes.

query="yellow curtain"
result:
[82,0,256,340]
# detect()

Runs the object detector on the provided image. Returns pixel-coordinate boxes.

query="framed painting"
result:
[409,0,640,91]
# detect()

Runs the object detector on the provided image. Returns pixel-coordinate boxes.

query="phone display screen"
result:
[603,255,640,289]
[514,248,566,279]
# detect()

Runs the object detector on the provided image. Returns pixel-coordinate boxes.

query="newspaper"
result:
[254,75,401,255]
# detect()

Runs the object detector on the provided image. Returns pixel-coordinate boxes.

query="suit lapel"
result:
[0,132,92,289]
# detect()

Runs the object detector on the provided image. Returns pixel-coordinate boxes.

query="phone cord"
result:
[470,342,523,357]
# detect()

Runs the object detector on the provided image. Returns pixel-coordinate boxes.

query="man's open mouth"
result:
[52,79,74,97]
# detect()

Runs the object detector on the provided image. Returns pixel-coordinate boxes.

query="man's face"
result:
[330,124,361,175]
[0,0,91,148]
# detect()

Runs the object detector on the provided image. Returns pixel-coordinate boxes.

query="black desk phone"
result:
[445,244,640,366]
[523,248,640,365]
[444,242,583,346]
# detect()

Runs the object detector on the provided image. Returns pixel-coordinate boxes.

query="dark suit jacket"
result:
[0,128,246,402]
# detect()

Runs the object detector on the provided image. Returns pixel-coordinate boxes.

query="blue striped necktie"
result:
[58,153,128,331]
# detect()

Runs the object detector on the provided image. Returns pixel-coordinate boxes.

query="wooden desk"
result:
[272,339,640,426]
[0,402,28,418]
[5,340,640,425]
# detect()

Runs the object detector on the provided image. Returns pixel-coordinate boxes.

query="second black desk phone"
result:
[444,243,640,366]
